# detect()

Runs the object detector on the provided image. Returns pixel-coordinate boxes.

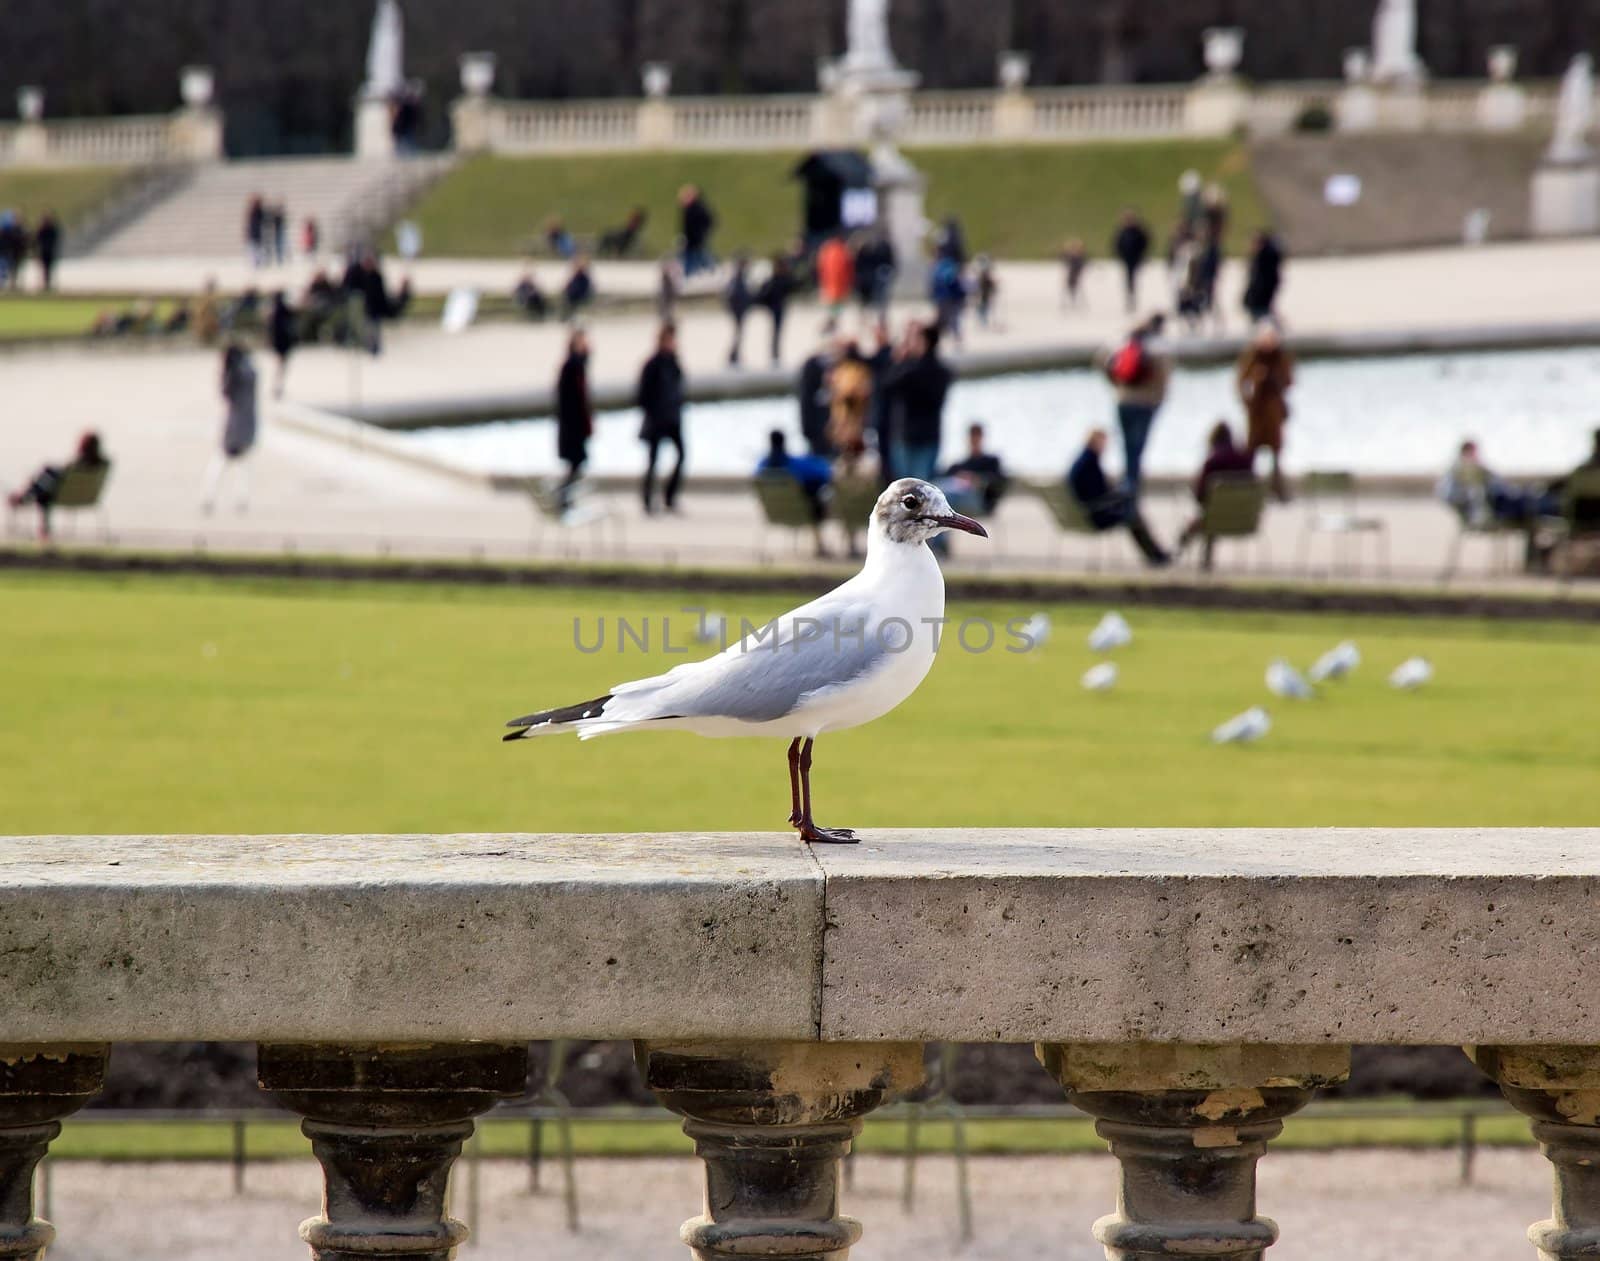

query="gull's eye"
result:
[901,495,918,510]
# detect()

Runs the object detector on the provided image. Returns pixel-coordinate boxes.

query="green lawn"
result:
[0,166,130,227]
[404,140,1264,261]
[0,570,1594,835]
[49,1102,1529,1161]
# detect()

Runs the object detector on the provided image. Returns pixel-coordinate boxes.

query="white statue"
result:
[1371,0,1423,84]
[1549,53,1595,163]
[843,0,897,73]
[363,0,405,100]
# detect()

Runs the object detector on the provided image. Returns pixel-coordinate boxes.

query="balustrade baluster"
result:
[0,1044,106,1261]
[637,1040,924,1261]
[1038,1043,1349,1261]
[259,1042,527,1261]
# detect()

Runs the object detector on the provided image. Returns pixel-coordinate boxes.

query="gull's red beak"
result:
[935,513,988,538]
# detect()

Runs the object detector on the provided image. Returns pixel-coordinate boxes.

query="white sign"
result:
[1324,174,1362,206]
[441,287,479,334]
[841,188,878,228]
[396,220,422,259]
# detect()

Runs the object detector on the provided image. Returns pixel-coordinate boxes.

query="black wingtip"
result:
[502,728,528,743]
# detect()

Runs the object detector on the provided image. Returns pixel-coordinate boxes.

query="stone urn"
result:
[1203,27,1245,79]
[459,52,496,97]
[1488,45,1518,83]
[17,85,43,122]
[1343,48,1371,84]
[180,66,215,109]
[998,50,1031,91]
[641,62,672,99]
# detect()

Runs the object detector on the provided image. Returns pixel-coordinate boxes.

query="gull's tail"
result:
[503,694,614,741]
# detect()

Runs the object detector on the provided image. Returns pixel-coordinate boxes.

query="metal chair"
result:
[828,476,881,556]
[753,472,822,556]
[527,1039,580,1232]
[6,462,112,541]
[1556,467,1600,582]
[524,478,620,557]
[1438,493,1531,583]
[1295,470,1389,577]
[899,1043,973,1244]
[1033,481,1113,569]
[1196,474,1269,573]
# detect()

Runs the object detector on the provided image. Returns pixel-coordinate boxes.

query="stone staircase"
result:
[88,154,455,258]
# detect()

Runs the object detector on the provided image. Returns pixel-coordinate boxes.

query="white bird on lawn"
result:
[1389,656,1434,690]
[1082,662,1118,691]
[1308,640,1361,683]
[1266,658,1316,700]
[1020,612,1052,650]
[1088,611,1132,652]
[1212,706,1272,744]
[503,479,988,843]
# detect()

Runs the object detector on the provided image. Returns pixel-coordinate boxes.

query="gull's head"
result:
[872,478,989,547]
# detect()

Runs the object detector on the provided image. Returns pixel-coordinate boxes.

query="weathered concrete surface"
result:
[0,834,822,1042]
[813,829,1600,1045]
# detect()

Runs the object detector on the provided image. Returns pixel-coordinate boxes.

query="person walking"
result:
[756,254,795,367]
[797,340,836,459]
[203,344,259,514]
[1060,238,1087,310]
[678,185,716,277]
[555,328,593,506]
[1237,322,1295,500]
[1111,209,1151,314]
[245,195,266,268]
[33,211,60,292]
[1095,314,1171,503]
[637,323,686,513]
[724,253,753,366]
[1242,229,1285,323]
[267,291,297,399]
[930,254,967,347]
[815,233,854,332]
[341,249,412,355]
[882,323,952,484]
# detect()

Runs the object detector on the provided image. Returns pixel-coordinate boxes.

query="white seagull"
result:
[1266,658,1316,700]
[503,479,988,843]
[1308,640,1360,683]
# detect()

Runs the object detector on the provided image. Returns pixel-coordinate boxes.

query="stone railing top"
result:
[2,830,1597,1045]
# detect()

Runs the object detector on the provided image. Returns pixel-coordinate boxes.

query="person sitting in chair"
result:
[941,422,1008,516]
[7,431,109,542]
[1177,420,1255,558]
[1067,427,1169,567]
[756,429,833,557]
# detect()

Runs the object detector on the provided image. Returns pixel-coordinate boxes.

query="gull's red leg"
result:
[787,737,803,826]
[795,737,858,845]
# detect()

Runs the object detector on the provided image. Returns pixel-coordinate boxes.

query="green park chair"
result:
[1032,481,1113,569]
[828,476,882,557]
[753,472,821,556]
[1555,466,1600,582]
[523,477,620,557]
[1438,491,1539,583]
[1296,470,1389,577]
[1196,474,1268,573]
[6,461,113,541]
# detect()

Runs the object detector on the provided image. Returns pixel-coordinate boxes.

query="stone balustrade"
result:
[0,829,1597,1259]
[457,78,1561,155]
[0,108,222,168]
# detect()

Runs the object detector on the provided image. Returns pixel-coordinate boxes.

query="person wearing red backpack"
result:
[1094,313,1172,503]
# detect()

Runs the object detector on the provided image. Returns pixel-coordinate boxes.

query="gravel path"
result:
[44,1149,1548,1260]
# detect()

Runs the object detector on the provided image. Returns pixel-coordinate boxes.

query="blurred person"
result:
[637,323,686,513]
[299,269,340,340]
[974,255,998,328]
[194,276,222,344]
[599,206,647,257]
[1095,313,1171,503]
[7,431,108,542]
[1111,209,1151,313]
[1438,438,1558,526]
[797,340,836,458]
[882,322,952,485]
[1060,238,1087,310]
[301,216,320,258]
[555,328,593,506]
[544,215,575,259]
[244,194,265,267]
[1237,321,1295,500]
[756,429,833,557]
[202,343,259,515]
[757,254,795,367]
[341,250,411,354]
[853,230,895,315]
[1178,170,1203,232]
[935,215,967,265]
[1067,428,1170,566]
[678,184,716,277]
[512,269,548,321]
[815,233,854,332]
[826,341,873,473]
[0,212,25,289]
[33,211,60,291]
[930,253,967,347]
[1176,421,1255,559]
[269,201,287,266]
[656,256,680,322]
[941,422,1008,515]
[724,252,753,366]
[561,254,595,320]
[1201,183,1230,243]
[1243,228,1285,323]
[267,290,297,399]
